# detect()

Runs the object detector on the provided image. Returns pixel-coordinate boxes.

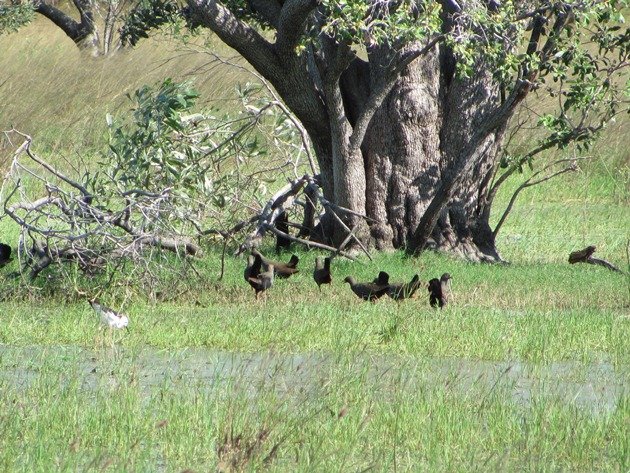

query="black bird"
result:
[388,274,422,301]
[428,273,452,308]
[344,275,389,302]
[0,243,12,267]
[275,211,292,253]
[244,253,263,294]
[247,264,274,300]
[568,245,597,264]
[372,271,390,286]
[252,250,299,279]
[313,256,332,290]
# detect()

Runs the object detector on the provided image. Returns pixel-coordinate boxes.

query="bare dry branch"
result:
[1,132,201,283]
[493,157,590,238]
[263,224,358,261]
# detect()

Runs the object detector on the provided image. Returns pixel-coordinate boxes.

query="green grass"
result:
[1,249,628,362]
[0,128,628,472]
[0,344,628,472]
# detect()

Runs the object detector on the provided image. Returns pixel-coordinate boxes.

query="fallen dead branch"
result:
[234,173,377,260]
[1,131,200,282]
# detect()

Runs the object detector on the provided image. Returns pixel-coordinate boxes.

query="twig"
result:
[12,130,91,196]
[2,132,202,284]
[493,157,588,238]
[305,177,378,223]
[331,214,372,261]
[219,236,229,281]
[201,215,258,238]
[263,225,358,261]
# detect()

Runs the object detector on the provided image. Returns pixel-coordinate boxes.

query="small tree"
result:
[0,0,178,56]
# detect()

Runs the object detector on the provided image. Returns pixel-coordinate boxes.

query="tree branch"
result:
[276,0,318,53]
[33,0,96,48]
[264,224,359,261]
[237,175,308,253]
[33,0,82,40]
[492,157,586,238]
[186,0,282,80]
[11,130,91,197]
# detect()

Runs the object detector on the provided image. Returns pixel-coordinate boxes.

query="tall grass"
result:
[0,345,627,471]
[0,17,251,155]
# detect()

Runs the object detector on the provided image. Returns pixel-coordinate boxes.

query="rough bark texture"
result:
[364,46,443,250]
[429,57,505,261]
[333,44,506,260]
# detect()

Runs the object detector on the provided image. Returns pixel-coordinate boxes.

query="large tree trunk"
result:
[363,45,443,251]
[426,51,506,262]
[185,0,531,262]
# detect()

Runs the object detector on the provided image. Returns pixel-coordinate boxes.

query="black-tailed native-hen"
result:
[247,264,275,300]
[388,274,422,301]
[0,243,12,267]
[252,250,299,279]
[344,274,390,302]
[428,273,452,308]
[244,253,263,294]
[313,256,332,290]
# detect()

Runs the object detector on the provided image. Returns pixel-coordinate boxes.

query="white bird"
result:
[89,299,129,329]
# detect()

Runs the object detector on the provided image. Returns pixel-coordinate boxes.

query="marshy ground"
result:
[0,19,629,472]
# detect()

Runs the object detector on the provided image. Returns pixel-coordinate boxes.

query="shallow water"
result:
[0,344,626,415]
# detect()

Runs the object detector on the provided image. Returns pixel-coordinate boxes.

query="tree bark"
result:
[34,0,101,55]
[363,44,443,250]
[425,56,506,261]
[345,41,508,260]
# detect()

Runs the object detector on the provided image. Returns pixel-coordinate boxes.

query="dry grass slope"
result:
[0,18,252,154]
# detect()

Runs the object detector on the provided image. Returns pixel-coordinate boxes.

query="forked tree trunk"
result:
[313,45,509,261]
[34,0,101,56]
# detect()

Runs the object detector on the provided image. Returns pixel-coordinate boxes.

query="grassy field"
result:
[0,19,248,155]
[0,16,629,473]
